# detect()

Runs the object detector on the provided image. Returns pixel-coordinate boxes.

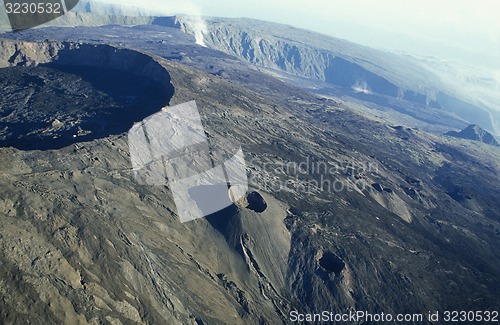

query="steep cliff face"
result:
[195,17,498,135]
[202,19,438,102]
[0,38,173,90]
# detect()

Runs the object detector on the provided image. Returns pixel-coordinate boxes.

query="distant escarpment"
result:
[203,21,435,105]
[198,19,439,100]
[196,18,497,133]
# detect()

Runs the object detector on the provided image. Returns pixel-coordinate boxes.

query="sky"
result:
[92,0,500,68]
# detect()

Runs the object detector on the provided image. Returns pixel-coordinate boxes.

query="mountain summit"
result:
[446,124,499,147]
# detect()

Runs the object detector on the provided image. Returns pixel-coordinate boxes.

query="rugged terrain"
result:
[0,21,499,325]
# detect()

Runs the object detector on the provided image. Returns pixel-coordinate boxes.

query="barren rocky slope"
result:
[0,38,499,324]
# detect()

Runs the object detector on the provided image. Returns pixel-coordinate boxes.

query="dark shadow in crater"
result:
[319,252,345,275]
[0,63,174,150]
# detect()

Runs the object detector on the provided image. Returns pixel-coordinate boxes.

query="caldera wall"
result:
[0,38,173,92]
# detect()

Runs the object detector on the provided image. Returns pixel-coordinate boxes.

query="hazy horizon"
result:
[82,0,499,69]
